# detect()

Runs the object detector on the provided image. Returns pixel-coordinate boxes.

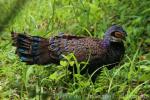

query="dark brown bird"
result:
[11,25,127,82]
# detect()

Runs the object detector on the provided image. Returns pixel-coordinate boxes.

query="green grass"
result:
[0,0,150,99]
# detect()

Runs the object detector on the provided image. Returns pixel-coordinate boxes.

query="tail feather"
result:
[11,31,51,64]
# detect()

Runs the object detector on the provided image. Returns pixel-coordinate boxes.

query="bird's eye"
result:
[114,32,123,38]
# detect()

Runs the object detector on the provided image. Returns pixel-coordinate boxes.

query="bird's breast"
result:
[106,42,125,64]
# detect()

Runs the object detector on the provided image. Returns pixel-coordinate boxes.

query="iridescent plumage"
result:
[11,25,127,82]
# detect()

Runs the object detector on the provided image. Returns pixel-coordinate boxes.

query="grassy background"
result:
[0,0,150,99]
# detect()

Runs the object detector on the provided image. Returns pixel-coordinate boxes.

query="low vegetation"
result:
[0,0,150,99]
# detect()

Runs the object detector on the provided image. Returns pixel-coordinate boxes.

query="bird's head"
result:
[104,25,127,42]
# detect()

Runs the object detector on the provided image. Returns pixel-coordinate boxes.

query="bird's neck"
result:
[101,36,110,47]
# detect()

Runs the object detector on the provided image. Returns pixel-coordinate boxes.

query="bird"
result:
[11,25,127,82]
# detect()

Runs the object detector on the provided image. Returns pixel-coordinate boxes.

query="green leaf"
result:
[25,66,34,86]
[69,61,75,66]
[139,73,150,81]
[49,71,58,80]
[139,65,150,71]
[60,60,68,67]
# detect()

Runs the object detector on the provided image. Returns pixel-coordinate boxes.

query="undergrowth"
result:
[0,0,150,99]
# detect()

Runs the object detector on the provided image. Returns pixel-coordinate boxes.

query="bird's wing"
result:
[49,35,107,62]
